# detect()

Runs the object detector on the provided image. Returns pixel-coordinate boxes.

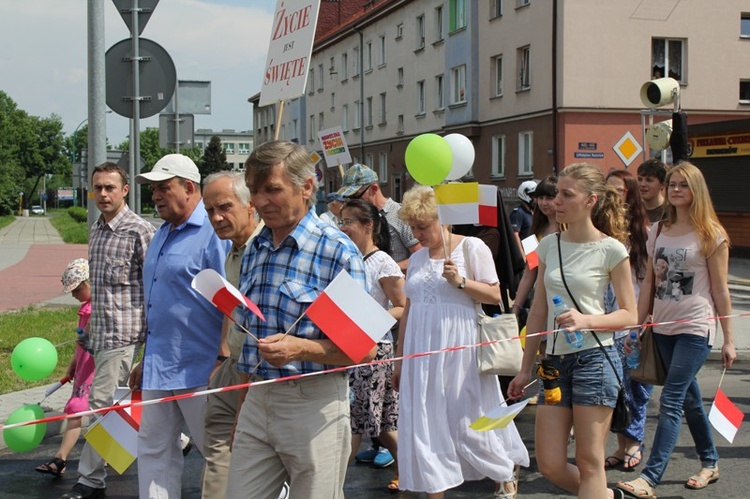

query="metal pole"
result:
[129,0,140,213]
[175,80,180,153]
[87,0,106,227]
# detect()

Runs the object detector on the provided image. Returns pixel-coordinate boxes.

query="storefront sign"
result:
[690,133,750,158]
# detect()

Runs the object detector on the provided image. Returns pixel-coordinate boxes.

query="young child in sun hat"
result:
[35,258,95,478]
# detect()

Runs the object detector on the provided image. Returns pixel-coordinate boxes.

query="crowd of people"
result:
[39,143,737,499]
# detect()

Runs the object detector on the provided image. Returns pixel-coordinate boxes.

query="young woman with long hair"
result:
[508,163,637,499]
[618,162,736,498]
[603,169,652,472]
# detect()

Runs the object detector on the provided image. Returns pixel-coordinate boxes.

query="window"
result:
[379,35,386,66]
[317,63,324,91]
[354,100,361,129]
[307,69,315,95]
[518,45,530,90]
[309,115,315,139]
[491,0,503,18]
[740,80,750,103]
[417,80,426,114]
[280,125,286,142]
[397,67,404,87]
[379,93,387,124]
[651,38,684,82]
[450,65,466,104]
[742,13,750,38]
[365,42,373,71]
[491,135,505,177]
[435,74,445,110]
[435,6,444,41]
[416,15,425,49]
[493,55,503,97]
[341,53,348,80]
[396,23,404,39]
[518,131,533,175]
[291,119,298,140]
[238,142,250,154]
[353,46,360,76]
[517,0,530,7]
[342,104,349,131]
[365,154,374,170]
[224,142,235,154]
[398,114,404,133]
[379,152,388,182]
[366,97,373,127]
[450,0,466,31]
[330,92,335,111]
[318,112,324,131]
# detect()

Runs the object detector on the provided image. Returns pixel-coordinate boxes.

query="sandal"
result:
[494,466,520,499]
[623,444,644,471]
[386,476,399,492]
[617,477,656,498]
[686,467,720,489]
[35,457,66,477]
[605,455,625,470]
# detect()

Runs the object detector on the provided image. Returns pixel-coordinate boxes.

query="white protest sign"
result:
[260,0,321,106]
[318,126,352,167]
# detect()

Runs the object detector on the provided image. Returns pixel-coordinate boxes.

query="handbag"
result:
[556,233,631,433]
[462,239,523,376]
[630,222,667,385]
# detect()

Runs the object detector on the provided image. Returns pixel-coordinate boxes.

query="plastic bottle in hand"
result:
[625,331,641,369]
[552,295,584,349]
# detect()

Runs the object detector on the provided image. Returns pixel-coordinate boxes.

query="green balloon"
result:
[11,337,58,382]
[3,404,46,453]
[405,133,453,186]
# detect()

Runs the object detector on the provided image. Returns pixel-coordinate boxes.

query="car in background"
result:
[31,205,45,215]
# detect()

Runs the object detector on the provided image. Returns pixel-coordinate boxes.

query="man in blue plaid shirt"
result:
[227,141,371,499]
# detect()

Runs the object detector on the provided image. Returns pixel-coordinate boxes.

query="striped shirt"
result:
[237,208,366,378]
[88,205,155,351]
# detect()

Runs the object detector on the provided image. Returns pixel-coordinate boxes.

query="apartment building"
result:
[194,128,254,171]
[251,0,750,213]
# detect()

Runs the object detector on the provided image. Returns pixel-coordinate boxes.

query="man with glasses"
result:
[338,164,420,272]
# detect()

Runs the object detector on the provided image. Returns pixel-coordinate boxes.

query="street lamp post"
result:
[72,118,88,207]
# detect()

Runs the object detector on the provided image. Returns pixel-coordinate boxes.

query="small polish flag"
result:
[478,185,498,227]
[521,235,539,270]
[305,270,396,363]
[434,182,479,226]
[191,269,265,322]
[709,388,744,443]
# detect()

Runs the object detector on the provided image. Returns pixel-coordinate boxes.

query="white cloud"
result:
[0,0,273,144]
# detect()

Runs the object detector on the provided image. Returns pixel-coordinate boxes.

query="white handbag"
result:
[462,240,523,376]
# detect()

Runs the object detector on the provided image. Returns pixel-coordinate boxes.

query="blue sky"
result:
[0,0,275,145]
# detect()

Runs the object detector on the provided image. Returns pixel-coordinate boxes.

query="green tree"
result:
[200,135,229,177]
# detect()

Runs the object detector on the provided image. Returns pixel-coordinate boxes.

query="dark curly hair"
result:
[341,199,392,256]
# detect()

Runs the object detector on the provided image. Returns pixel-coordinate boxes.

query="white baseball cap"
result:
[135,154,201,184]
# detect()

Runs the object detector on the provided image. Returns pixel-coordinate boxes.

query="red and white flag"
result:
[191,269,265,321]
[478,184,498,227]
[521,235,539,270]
[305,270,396,363]
[709,388,744,443]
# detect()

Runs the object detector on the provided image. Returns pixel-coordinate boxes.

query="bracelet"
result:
[216,355,228,362]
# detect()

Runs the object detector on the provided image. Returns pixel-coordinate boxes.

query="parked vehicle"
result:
[31,205,45,215]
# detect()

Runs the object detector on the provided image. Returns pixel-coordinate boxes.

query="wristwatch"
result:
[457,277,466,289]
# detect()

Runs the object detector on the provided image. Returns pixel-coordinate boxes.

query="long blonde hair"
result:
[663,161,729,256]
[558,163,629,244]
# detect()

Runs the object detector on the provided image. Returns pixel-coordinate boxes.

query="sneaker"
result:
[277,482,290,499]
[373,448,394,468]
[355,446,379,463]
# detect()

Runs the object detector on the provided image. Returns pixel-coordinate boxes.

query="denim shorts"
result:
[538,345,621,408]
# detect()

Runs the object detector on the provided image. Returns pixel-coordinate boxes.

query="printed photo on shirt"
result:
[654,246,694,301]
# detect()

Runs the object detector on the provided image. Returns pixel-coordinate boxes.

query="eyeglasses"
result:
[338,218,357,227]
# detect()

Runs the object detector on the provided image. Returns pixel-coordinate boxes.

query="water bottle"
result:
[552,295,584,349]
[625,331,641,369]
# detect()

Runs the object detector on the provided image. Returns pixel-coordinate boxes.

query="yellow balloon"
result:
[520,326,527,350]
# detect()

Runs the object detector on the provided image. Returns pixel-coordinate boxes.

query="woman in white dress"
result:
[393,185,529,499]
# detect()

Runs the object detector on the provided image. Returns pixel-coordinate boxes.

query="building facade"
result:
[194,129,254,171]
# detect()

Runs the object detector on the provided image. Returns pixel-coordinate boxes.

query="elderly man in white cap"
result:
[129,154,230,498]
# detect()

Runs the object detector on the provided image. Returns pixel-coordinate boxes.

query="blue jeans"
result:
[640,333,717,486]
[614,337,654,443]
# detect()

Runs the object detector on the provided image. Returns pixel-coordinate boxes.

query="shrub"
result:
[67,206,87,223]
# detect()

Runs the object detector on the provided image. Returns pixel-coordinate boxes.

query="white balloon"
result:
[443,134,475,181]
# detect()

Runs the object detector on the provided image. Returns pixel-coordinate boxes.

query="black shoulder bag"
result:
[556,233,631,433]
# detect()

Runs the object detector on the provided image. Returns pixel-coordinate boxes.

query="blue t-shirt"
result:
[510,204,533,240]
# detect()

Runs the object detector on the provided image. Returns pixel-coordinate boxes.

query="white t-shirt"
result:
[537,233,629,355]
[364,250,403,344]
[648,224,723,345]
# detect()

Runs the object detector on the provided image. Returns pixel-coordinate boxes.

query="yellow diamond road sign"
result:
[613,131,643,167]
